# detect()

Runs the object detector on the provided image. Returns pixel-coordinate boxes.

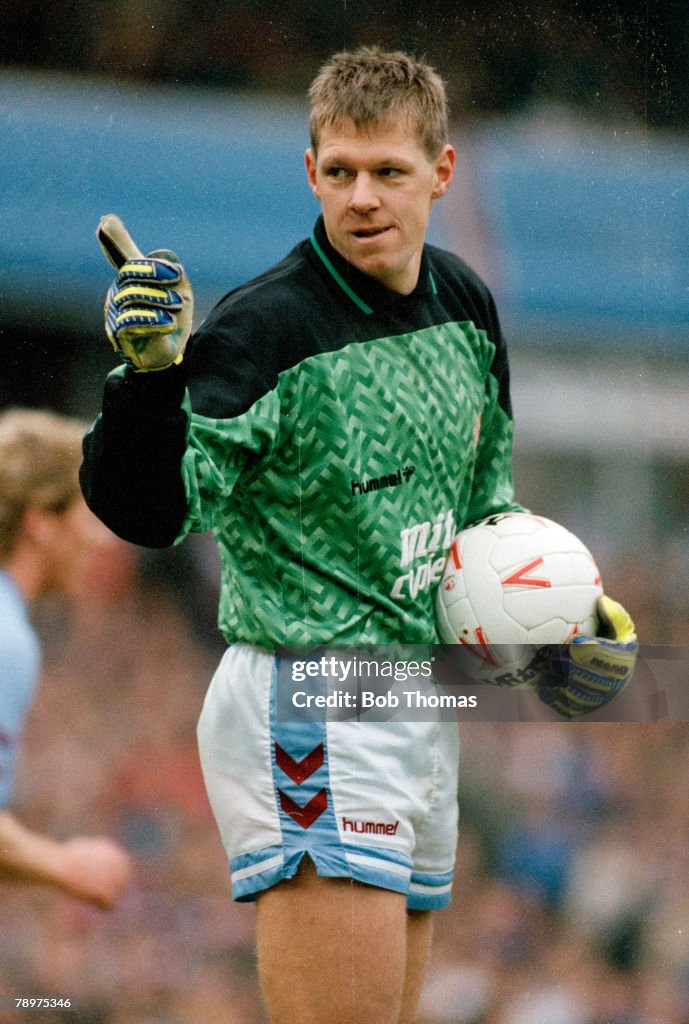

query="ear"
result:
[431,144,456,201]
[305,148,320,200]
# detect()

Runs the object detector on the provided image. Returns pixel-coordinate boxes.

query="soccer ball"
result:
[434,512,603,685]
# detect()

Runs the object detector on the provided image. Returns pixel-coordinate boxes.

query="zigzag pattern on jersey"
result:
[179,321,518,646]
[180,387,281,533]
[464,393,519,525]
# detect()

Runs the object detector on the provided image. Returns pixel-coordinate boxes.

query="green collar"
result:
[309,219,438,314]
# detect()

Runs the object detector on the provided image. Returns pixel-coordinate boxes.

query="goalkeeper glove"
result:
[97,214,193,371]
[536,595,638,719]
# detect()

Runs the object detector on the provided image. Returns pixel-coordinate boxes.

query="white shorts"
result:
[197,644,459,910]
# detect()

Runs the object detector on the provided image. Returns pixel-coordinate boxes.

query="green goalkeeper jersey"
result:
[82,217,523,648]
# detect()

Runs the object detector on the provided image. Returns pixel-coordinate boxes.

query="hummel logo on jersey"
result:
[341,816,400,836]
[351,466,415,496]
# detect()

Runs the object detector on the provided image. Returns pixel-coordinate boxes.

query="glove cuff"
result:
[117,360,188,411]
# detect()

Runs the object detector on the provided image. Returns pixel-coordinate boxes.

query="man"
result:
[0,408,131,909]
[81,47,636,1024]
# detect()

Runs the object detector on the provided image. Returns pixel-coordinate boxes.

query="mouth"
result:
[351,225,391,239]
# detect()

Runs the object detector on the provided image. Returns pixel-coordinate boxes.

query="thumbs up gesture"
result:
[96,214,193,371]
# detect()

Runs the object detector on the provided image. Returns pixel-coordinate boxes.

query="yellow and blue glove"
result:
[97,214,193,371]
[536,596,638,718]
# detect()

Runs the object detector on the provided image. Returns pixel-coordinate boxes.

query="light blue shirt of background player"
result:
[0,569,41,810]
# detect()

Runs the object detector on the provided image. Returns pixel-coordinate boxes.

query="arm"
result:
[0,809,131,909]
[82,216,285,549]
[464,290,526,525]
[80,364,190,547]
[80,215,194,547]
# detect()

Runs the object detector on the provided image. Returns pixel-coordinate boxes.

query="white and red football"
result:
[435,512,603,682]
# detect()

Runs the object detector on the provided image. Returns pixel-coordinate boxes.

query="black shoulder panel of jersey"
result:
[185,217,513,421]
[184,241,321,419]
[425,244,513,419]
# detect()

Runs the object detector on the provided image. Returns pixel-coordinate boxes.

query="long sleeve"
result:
[464,286,526,525]
[80,363,190,548]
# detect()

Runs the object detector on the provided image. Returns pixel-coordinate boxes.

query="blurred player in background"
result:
[81,47,637,1024]
[0,408,131,909]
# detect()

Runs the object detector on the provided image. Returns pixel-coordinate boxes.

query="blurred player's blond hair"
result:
[308,45,449,160]
[0,408,86,559]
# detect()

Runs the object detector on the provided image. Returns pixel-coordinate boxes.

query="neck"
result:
[2,548,45,605]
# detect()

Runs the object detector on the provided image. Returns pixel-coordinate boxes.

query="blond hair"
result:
[0,408,86,559]
[309,46,449,160]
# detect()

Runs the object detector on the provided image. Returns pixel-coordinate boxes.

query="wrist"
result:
[105,359,189,416]
[0,811,68,890]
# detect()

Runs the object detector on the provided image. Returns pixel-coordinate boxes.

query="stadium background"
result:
[0,1,687,1021]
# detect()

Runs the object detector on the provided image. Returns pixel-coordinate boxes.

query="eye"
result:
[325,166,349,179]
[378,167,403,178]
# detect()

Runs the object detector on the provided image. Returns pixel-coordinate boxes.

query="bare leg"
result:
[256,857,414,1024]
[398,909,433,1024]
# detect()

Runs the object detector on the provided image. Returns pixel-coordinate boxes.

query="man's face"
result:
[39,497,113,597]
[305,119,455,295]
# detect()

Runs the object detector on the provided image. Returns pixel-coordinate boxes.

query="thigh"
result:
[400,910,434,1024]
[256,857,408,1024]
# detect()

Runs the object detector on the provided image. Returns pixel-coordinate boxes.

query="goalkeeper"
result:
[81,46,636,1024]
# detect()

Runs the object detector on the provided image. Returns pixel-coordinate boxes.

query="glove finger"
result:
[97,214,144,269]
[540,692,593,719]
[113,308,176,337]
[116,259,182,286]
[535,643,571,683]
[539,671,632,718]
[569,637,638,679]
[596,595,637,644]
[113,283,183,311]
[148,248,181,263]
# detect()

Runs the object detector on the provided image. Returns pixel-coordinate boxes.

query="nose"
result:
[349,172,380,214]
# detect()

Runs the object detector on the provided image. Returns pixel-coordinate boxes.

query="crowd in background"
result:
[0,536,687,1024]
[1,0,687,132]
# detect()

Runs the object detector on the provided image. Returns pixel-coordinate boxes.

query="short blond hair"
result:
[0,408,86,560]
[309,46,449,160]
